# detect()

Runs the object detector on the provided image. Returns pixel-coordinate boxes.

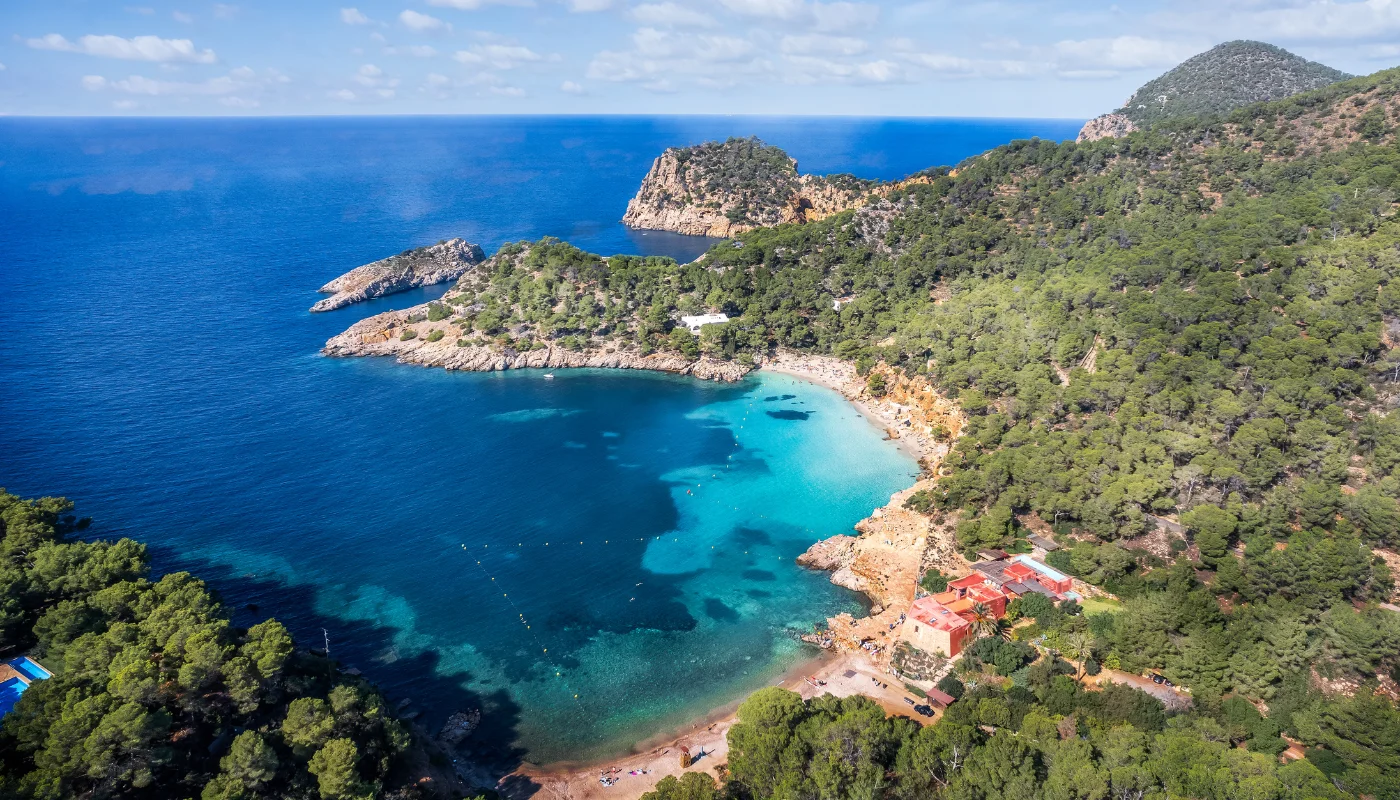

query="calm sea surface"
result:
[0,115,1082,763]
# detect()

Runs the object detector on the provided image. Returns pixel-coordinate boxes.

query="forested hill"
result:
[1079,40,1352,141]
[1117,41,1352,128]
[601,67,1400,800]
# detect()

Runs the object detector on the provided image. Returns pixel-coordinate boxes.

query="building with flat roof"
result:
[901,553,1078,658]
[679,314,729,334]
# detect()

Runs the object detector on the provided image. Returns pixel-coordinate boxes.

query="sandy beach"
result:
[758,351,949,465]
[506,651,933,800]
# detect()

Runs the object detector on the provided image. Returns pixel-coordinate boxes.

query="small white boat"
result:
[543,373,555,379]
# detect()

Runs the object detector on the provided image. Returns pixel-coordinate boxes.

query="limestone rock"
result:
[322,302,751,382]
[311,238,486,312]
[1077,113,1138,143]
[622,139,873,237]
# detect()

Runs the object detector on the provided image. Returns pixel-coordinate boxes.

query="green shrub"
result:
[399,329,417,341]
[425,330,444,343]
[919,569,948,593]
[427,302,451,322]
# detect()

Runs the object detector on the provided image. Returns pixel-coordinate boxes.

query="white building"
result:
[680,313,730,334]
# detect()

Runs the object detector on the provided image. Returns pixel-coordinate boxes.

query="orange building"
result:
[900,554,1077,658]
[903,594,973,657]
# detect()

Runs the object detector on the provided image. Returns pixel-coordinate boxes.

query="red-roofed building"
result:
[901,554,1076,658]
[904,595,973,658]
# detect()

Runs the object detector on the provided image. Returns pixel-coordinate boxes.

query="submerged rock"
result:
[311,238,486,312]
[438,709,482,746]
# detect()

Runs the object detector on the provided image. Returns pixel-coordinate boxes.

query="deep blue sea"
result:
[0,115,1082,764]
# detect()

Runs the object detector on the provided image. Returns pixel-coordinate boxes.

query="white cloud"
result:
[453,44,546,69]
[780,34,868,56]
[213,4,239,19]
[399,10,450,32]
[561,79,585,93]
[490,85,526,96]
[28,33,217,63]
[783,55,902,83]
[1054,36,1201,71]
[172,10,194,23]
[717,0,875,30]
[568,0,613,9]
[631,2,718,27]
[113,99,139,109]
[0,63,6,71]
[1159,0,1400,42]
[80,66,287,98]
[719,0,805,18]
[353,63,402,89]
[341,7,371,24]
[220,95,260,108]
[329,88,357,101]
[386,44,439,56]
[588,27,769,85]
[426,0,535,8]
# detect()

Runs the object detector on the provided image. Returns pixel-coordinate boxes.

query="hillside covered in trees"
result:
[1117,40,1351,128]
[0,490,438,800]
[398,67,1400,798]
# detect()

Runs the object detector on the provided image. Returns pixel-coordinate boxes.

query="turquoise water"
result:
[0,116,1079,764]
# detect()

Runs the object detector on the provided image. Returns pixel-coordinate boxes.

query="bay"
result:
[0,114,1081,763]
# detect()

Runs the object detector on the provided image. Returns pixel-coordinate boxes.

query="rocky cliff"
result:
[622,137,874,237]
[1077,113,1138,143]
[312,238,485,312]
[322,301,750,381]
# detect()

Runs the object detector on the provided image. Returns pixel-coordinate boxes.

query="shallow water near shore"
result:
[0,115,1078,763]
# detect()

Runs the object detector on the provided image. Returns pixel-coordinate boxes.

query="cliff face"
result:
[322,301,751,381]
[312,238,486,312]
[1077,113,1139,143]
[622,137,873,237]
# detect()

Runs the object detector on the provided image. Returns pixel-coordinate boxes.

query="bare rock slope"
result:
[311,238,485,312]
[623,137,875,237]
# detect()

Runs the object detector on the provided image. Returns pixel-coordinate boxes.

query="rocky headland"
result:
[622,137,876,237]
[323,311,748,380]
[311,238,485,312]
[1077,112,1138,142]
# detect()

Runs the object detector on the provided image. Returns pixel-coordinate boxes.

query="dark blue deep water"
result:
[0,115,1082,763]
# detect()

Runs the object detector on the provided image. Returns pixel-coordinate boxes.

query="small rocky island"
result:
[623,136,878,237]
[311,238,485,312]
[322,239,749,381]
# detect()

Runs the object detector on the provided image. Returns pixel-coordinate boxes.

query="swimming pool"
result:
[0,656,52,718]
[0,678,25,717]
[8,657,50,682]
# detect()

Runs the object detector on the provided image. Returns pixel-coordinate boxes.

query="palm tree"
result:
[1066,630,1095,679]
[968,602,1000,639]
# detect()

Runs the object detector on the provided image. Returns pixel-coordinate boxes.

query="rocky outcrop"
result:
[623,138,873,237]
[322,301,751,382]
[1077,113,1139,143]
[312,238,485,312]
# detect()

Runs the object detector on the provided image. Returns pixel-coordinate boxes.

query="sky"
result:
[2,0,1400,117]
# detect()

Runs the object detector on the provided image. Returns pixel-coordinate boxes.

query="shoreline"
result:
[490,353,960,800]
[504,649,929,800]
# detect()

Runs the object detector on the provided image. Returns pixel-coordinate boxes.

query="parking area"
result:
[1089,669,1193,711]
